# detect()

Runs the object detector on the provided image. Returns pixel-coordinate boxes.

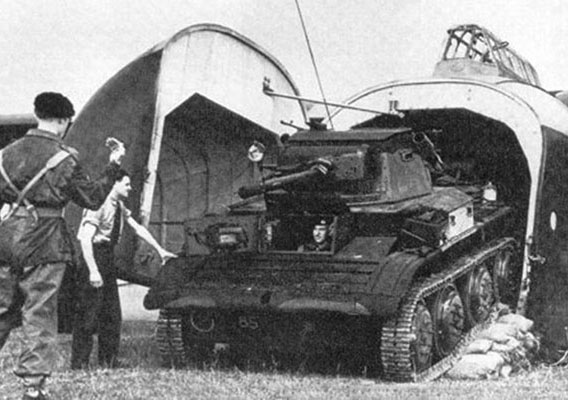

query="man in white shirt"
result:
[71,169,176,369]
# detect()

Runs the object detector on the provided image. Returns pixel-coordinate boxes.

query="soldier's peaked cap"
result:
[34,92,75,119]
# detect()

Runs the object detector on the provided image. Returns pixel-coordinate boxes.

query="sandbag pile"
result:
[445,310,539,380]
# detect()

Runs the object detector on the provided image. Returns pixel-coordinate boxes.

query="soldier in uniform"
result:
[0,92,125,400]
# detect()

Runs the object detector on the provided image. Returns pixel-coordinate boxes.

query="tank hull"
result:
[145,198,518,379]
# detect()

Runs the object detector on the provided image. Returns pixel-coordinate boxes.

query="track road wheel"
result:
[156,309,187,368]
[461,265,494,327]
[492,246,517,305]
[411,301,434,372]
[431,284,465,359]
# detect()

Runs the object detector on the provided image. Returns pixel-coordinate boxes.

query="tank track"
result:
[380,237,515,382]
[156,308,187,367]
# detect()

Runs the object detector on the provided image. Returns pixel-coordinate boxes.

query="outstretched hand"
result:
[159,250,178,265]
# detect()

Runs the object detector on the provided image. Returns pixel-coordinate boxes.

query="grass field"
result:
[1,321,568,400]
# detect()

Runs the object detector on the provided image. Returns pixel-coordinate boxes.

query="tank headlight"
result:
[247,141,266,163]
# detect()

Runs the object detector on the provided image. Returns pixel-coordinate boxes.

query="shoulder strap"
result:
[0,150,35,221]
[15,150,72,206]
[0,149,72,221]
[0,150,21,198]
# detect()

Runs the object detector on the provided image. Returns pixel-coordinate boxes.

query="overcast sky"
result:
[1,0,568,115]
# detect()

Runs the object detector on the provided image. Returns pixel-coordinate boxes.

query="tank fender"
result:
[143,255,205,310]
[360,251,425,316]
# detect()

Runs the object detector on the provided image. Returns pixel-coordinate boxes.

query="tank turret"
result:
[239,127,437,214]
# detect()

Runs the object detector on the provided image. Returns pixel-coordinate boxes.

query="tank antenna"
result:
[294,0,335,130]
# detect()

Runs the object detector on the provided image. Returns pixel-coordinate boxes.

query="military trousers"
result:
[0,261,67,382]
[71,243,121,369]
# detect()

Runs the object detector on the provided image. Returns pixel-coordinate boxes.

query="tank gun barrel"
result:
[238,158,332,199]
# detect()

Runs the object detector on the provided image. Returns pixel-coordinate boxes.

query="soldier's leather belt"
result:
[12,206,64,218]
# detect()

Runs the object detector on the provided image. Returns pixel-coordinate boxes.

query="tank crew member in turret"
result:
[298,220,333,252]
[0,92,125,400]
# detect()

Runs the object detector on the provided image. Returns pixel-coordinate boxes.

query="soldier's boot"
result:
[22,377,48,400]
[22,387,48,400]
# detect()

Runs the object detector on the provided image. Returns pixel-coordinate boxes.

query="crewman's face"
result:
[114,176,132,199]
[313,225,328,244]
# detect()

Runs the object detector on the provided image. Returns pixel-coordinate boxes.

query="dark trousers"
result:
[0,261,67,383]
[71,243,121,368]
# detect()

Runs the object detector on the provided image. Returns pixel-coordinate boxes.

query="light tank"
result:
[144,118,521,380]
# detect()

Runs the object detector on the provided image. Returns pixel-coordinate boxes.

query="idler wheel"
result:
[462,265,494,327]
[431,284,465,359]
[410,300,434,372]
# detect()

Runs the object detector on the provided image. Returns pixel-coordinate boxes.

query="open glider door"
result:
[65,24,307,286]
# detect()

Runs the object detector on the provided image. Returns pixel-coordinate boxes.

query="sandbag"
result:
[464,339,493,354]
[500,364,513,378]
[491,337,521,354]
[446,352,505,380]
[520,331,539,352]
[497,314,533,333]
[478,322,520,343]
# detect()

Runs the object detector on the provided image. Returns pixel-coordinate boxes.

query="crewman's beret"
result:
[34,92,75,119]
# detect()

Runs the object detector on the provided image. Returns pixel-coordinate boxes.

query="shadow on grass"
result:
[204,346,379,378]
[2,321,568,400]
[1,320,375,378]
[125,320,378,378]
